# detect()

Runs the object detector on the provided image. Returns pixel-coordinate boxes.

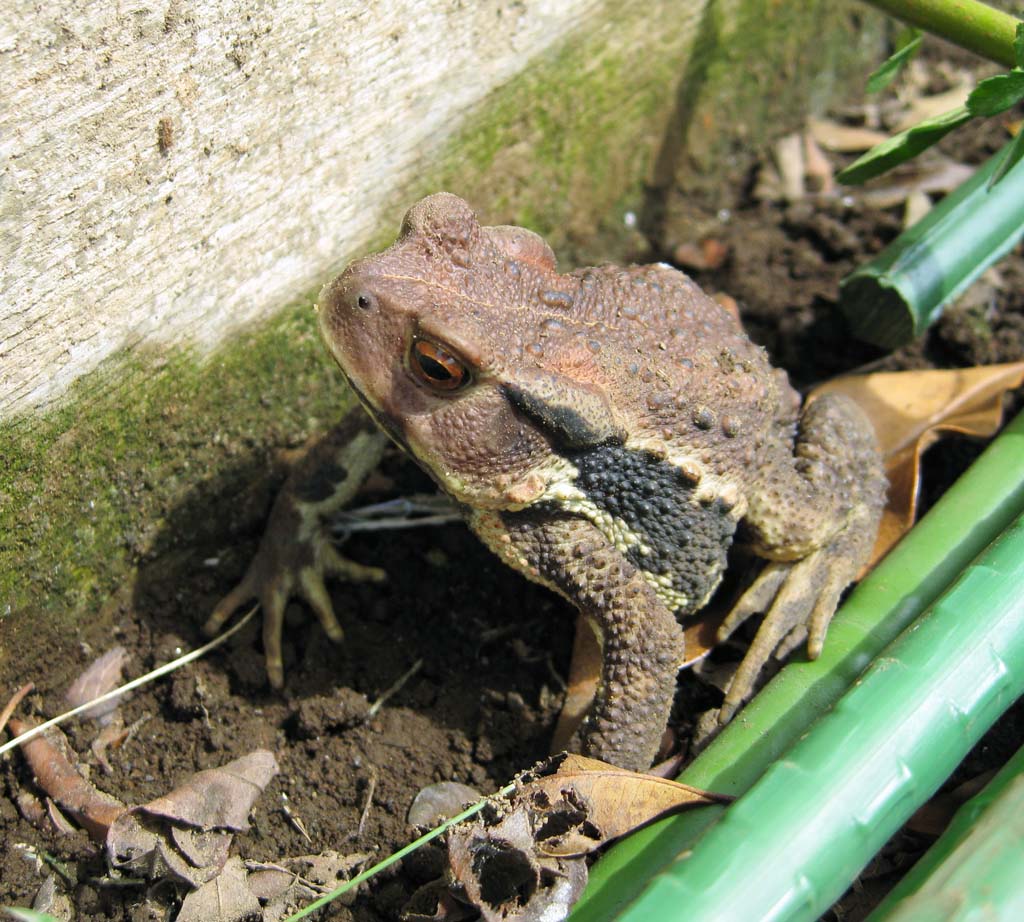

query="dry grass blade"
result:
[0,605,256,760]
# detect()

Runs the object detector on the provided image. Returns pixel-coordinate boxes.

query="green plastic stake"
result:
[619,507,1024,921]
[572,410,1024,922]
[869,743,1024,921]
[839,141,1024,348]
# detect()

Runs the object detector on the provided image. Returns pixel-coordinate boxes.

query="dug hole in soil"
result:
[3,109,1024,921]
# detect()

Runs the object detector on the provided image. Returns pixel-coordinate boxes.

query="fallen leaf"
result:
[858,156,974,209]
[522,753,729,857]
[813,362,1024,564]
[176,855,261,922]
[140,749,279,831]
[549,619,601,755]
[902,188,933,227]
[250,851,371,920]
[774,132,806,201]
[105,749,279,888]
[408,781,483,827]
[107,809,214,887]
[447,807,588,922]
[7,718,126,841]
[418,754,727,921]
[672,238,730,272]
[404,879,480,921]
[65,647,129,724]
[803,134,836,195]
[896,83,973,130]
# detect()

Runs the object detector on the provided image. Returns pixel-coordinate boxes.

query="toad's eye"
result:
[410,339,470,392]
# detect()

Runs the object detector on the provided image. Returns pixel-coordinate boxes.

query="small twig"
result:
[0,682,34,735]
[243,861,329,895]
[0,606,257,760]
[546,655,568,693]
[281,791,313,843]
[366,659,423,720]
[14,843,77,887]
[332,495,461,539]
[356,766,378,839]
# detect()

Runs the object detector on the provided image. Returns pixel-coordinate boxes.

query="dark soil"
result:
[3,116,1023,922]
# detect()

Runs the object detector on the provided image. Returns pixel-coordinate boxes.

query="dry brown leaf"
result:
[803,134,835,196]
[140,749,279,831]
[106,749,279,888]
[8,717,127,841]
[896,83,972,130]
[65,646,129,724]
[176,855,262,922]
[859,157,973,210]
[524,753,728,857]
[407,781,483,827]
[774,132,806,201]
[417,753,726,921]
[814,362,1024,565]
[550,618,601,755]
[446,806,588,922]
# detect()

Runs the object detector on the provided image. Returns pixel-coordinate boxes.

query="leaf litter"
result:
[404,753,728,921]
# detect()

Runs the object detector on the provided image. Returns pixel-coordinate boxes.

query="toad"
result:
[205,193,885,771]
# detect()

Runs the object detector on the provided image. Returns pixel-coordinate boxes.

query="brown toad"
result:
[206,193,885,771]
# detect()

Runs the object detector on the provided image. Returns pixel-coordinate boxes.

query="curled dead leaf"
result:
[409,754,727,921]
[813,362,1024,565]
[521,753,729,857]
[65,646,129,724]
[106,749,279,888]
[7,717,127,841]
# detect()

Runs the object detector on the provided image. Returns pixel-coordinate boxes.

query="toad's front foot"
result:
[715,502,881,724]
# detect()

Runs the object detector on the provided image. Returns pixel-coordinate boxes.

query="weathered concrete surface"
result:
[2,0,618,417]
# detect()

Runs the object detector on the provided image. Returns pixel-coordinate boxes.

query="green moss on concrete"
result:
[677,0,885,180]
[1,0,883,656]
[0,299,350,646]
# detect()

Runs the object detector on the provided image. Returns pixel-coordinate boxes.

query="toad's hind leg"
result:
[718,391,886,722]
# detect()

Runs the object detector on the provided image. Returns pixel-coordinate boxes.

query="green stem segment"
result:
[840,141,1024,348]
[620,508,1024,921]
[868,743,1024,920]
[571,411,1024,921]
[861,0,1019,67]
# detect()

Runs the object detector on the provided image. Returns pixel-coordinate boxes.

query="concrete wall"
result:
[2,0,622,417]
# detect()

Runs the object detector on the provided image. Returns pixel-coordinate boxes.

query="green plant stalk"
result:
[861,0,1019,67]
[571,410,1024,921]
[620,507,1024,921]
[868,743,1024,921]
[839,140,1024,348]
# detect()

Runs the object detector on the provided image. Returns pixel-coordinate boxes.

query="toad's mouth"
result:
[337,372,413,457]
